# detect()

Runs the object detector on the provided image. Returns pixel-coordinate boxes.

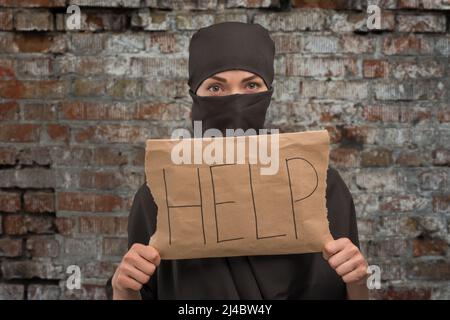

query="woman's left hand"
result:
[322,237,369,285]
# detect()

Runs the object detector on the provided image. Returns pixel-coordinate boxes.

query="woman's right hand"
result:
[112,243,161,300]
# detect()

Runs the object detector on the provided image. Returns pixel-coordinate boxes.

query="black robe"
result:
[106,166,359,300]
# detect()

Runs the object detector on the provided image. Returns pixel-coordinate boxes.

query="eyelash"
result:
[207,82,261,92]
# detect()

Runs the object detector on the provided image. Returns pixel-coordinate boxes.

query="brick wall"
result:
[0,0,448,300]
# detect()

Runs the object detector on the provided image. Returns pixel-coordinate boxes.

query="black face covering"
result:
[188,22,275,135]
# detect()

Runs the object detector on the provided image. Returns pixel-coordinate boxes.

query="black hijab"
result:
[188,21,275,135]
[107,22,360,300]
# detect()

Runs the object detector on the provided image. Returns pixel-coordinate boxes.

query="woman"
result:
[109,22,369,300]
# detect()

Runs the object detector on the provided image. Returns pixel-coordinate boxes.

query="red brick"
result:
[26,215,55,234]
[79,216,116,234]
[23,80,68,99]
[362,239,409,257]
[24,191,54,213]
[73,78,106,97]
[406,260,450,281]
[0,168,55,189]
[26,236,59,257]
[292,0,350,9]
[432,149,449,166]
[0,124,40,142]
[380,195,429,212]
[361,148,393,167]
[301,80,369,100]
[0,10,13,30]
[27,284,60,300]
[0,58,15,78]
[4,214,55,235]
[46,124,69,143]
[372,286,431,300]
[392,59,445,79]
[397,14,447,33]
[0,191,21,212]
[0,80,68,99]
[253,11,328,32]
[135,102,189,121]
[0,80,24,98]
[17,57,53,78]
[74,125,152,144]
[0,238,22,257]
[285,57,358,77]
[80,170,123,190]
[14,10,53,31]
[432,194,449,213]
[102,237,127,256]
[62,283,107,300]
[115,216,128,235]
[324,125,342,144]
[54,217,77,235]
[1,260,62,280]
[59,56,106,76]
[83,12,128,31]
[57,192,124,212]
[17,146,51,166]
[0,101,19,120]
[398,0,421,8]
[92,147,128,166]
[396,150,430,167]
[0,32,16,53]
[383,35,433,55]
[61,101,134,120]
[363,60,390,78]
[413,238,447,257]
[0,0,66,6]
[13,33,66,53]
[419,170,446,191]
[0,284,24,300]
[329,147,359,168]
[106,79,140,99]
[0,146,17,165]
[363,104,431,123]
[340,35,375,54]
[437,106,450,123]
[74,126,95,143]
[130,147,145,166]
[68,33,106,54]
[22,103,56,121]
[3,215,27,235]
[341,126,374,145]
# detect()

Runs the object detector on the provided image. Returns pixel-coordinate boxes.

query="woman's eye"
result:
[246,82,260,90]
[207,84,222,93]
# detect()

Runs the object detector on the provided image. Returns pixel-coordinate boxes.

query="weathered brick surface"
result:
[0,0,448,300]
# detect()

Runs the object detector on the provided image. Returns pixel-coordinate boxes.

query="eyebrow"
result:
[209,75,259,83]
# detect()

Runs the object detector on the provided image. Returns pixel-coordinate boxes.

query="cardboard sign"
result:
[145,130,332,259]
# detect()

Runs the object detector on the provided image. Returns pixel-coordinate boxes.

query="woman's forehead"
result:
[206,70,261,80]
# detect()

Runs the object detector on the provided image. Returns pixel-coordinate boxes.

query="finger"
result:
[335,255,362,276]
[323,238,351,260]
[133,244,161,266]
[117,273,143,291]
[327,245,359,269]
[130,254,157,276]
[123,264,151,285]
[342,266,369,284]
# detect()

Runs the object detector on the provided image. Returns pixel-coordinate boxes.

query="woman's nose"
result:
[230,87,245,95]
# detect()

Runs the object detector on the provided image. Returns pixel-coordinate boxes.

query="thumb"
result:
[322,234,335,260]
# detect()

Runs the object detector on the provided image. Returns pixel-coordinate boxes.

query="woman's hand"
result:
[322,237,369,299]
[112,243,161,300]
